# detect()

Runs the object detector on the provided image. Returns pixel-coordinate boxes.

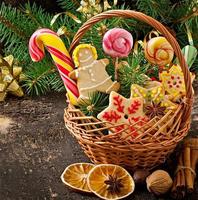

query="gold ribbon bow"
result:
[0,55,24,101]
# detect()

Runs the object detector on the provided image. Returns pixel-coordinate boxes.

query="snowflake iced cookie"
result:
[69,44,120,101]
[97,91,148,139]
[131,81,164,103]
[131,81,178,112]
[159,64,195,101]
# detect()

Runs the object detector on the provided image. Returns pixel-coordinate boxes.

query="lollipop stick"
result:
[114,57,119,81]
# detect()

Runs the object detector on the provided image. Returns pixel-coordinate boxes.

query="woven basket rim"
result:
[64,9,193,156]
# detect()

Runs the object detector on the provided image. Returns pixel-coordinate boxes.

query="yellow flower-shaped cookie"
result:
[131,81,178,112]
[131,81,164,103]
[159,64,194,101]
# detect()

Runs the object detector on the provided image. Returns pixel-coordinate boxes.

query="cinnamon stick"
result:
[179,153,185,190]
[171,153,186,199]
[171,138,198,199]
[191,149,198,183]
[183,146,193,193]
[176,170,181,188]
[171,178,178,199]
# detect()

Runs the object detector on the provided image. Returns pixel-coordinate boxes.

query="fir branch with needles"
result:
[136,0,171,22]
[57,0,80,11]
[21,61,56,96]
[118,52,155,98]
[78,92,109,117]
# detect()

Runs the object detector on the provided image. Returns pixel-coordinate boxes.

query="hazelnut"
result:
[133,169,150,184]
[146,170,173,196]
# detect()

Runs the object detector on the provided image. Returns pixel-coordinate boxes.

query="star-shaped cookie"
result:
[97,91,148,139]
[131,81,178,112]
[131,81,164,104]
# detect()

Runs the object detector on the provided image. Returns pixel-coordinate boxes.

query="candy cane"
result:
[29,28,79,105]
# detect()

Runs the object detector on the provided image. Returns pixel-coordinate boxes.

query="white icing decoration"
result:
[101,59,106,65]
[80,76,113,92]
[75,70,79,78]
[106,81,118,93]
[79,55,93,63]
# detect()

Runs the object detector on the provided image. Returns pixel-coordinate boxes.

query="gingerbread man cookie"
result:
[69,44,120,101]
[159,64,195,101]
[97,91,148,139]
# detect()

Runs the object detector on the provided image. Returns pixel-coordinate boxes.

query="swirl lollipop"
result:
[145,36,174,66]
[103,28,133,80]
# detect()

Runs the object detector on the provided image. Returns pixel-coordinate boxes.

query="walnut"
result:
[146,170,173,195]
[133,169,150,185]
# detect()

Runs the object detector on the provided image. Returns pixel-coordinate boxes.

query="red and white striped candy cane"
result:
[29,28,79,105]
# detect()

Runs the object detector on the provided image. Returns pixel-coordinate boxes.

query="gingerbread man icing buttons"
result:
[159,64,195,101]
[97,91,148,139]
[69,44,120,101]
[131,81,164,103]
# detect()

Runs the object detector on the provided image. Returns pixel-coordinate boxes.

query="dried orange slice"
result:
[61,163,94,193]
[87,164,135,200]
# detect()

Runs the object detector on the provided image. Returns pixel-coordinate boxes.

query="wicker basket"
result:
[64,10,194,170]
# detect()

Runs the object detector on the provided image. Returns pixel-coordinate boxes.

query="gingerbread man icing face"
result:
[78,47,95,66]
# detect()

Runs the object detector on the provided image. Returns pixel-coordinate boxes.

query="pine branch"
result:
[57,0,80,11]
[0,2,67,96]
[49,71,65,92]
[22,61,56,96]
[20,2,54,29]
[0,2,52,64]
[136,0,171,22]
[78,92,109,117]
[118,52,156,98]
[0,15,27,39]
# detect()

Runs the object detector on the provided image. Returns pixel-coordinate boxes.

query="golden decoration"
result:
[77,0,118,18]
[0,55,24,101]
[50,12,81,27]
[96,23,108,36]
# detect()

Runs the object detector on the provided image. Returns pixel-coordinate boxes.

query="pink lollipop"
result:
[103,28,133,58]
[103,28,133,80]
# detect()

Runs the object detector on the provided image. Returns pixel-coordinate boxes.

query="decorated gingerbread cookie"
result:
[159,64,195,101]
[97,91,148,139]
[131,81,178,112]
[69,44,120,101]
[131,81,164,103]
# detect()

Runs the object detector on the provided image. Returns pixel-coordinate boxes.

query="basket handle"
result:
[69,10,193,122]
